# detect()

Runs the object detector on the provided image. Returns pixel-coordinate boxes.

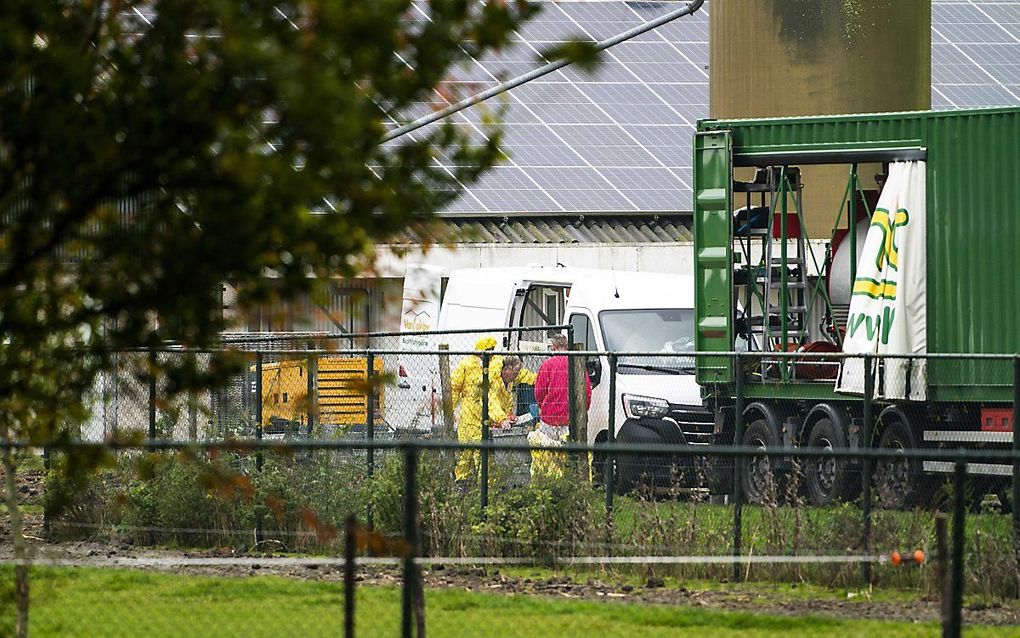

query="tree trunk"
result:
[2,444,29,638]
[570,352,589,480]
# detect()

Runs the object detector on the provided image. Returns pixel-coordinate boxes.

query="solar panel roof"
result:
[388,0,1020,215]
[932,1,1020,108]
[389,1,706,215]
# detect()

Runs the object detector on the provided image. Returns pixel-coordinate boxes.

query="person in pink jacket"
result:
[533,334,591,441]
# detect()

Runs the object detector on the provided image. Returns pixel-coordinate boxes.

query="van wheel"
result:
[804,418,853,506]
[741,419,784,505]
[616,420,687,496]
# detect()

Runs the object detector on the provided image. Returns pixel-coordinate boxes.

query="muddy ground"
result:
[2,468,1019,627]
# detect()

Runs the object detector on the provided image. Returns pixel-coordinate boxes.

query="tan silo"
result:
[709,0,931,236]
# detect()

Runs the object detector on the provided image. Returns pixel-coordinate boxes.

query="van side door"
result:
[510,283,569,350]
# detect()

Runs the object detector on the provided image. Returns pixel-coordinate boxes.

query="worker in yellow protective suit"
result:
[451,338,536,482]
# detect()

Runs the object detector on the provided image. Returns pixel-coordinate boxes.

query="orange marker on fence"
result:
[890,550,925,567]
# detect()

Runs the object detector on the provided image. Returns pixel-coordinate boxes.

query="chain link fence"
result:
[4,339,1019,636]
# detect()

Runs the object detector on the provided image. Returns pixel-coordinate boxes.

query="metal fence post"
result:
[1013,355,1019,598]
[367,352,376,530]
[344,515,356,638]
[402,446,419,638]
[936,514,949,629]
[255,352,264,545]
[42,446,50,538]
[306,342,316,438]
[481,350,490,512]
[948,461,966,638]
[732,352,745,583]
[148,368,157,441]
[605,353,617,550]
[862,353,874,585]
[188,392,198,441]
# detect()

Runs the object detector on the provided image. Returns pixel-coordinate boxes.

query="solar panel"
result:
[389,1,705,214]
[388,1,1020,215]
[931,1,1020,109]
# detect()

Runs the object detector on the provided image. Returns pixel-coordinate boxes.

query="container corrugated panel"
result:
[258,357,385,427]
[924,110,1020,400]
[259,360,309,426]
[317,357,385,426]
[698,106,1020,401]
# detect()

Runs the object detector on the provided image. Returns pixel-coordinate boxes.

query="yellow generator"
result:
[259,356,384,432]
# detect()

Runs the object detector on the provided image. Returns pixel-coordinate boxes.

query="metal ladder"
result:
[762,167,810,351]
[732,167,810,354]
[762,169,807,367]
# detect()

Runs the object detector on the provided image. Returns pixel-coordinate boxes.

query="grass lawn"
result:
[3,567,1017,637]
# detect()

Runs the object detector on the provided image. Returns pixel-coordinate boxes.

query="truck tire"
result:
[804,417,853,506]
[874,417,924,510]
[708,409,734,497]
[741,419,784,505]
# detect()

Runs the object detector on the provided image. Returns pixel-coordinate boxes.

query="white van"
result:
[425,265,713,491]
[559,271,712,490]
[390,265,589,431]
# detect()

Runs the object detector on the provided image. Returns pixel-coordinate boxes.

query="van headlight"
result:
[623,394,670,419]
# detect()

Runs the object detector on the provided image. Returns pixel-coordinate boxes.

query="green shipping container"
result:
[693,106,1020,402]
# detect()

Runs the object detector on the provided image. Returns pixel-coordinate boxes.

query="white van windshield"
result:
[599,309,694,375]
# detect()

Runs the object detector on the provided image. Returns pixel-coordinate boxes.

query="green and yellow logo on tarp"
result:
[851,206,909,301]
[847,206,911,345]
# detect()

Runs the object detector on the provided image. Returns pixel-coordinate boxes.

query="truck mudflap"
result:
[616,417,702,493]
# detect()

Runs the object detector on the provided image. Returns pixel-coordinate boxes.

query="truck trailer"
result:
[690,106,1019,509]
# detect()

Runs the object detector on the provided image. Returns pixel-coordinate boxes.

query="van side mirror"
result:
[586,357,602,388]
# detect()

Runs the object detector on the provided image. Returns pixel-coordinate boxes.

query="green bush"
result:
[469,475,602,560]
[44,452,121,540]
[365,451,471,555]
[119,453,243,545]
[250,451,369,550]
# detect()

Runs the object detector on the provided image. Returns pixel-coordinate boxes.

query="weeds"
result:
[40,448,1020,601]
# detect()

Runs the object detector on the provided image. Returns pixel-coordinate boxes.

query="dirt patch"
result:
[0,468,45,542]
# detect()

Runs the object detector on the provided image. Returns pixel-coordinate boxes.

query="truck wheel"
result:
[804,418,852,506]
[874,418,923,510]
[741,419,784,505]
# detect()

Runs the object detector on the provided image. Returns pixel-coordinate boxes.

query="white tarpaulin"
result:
[836,162,927,400]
